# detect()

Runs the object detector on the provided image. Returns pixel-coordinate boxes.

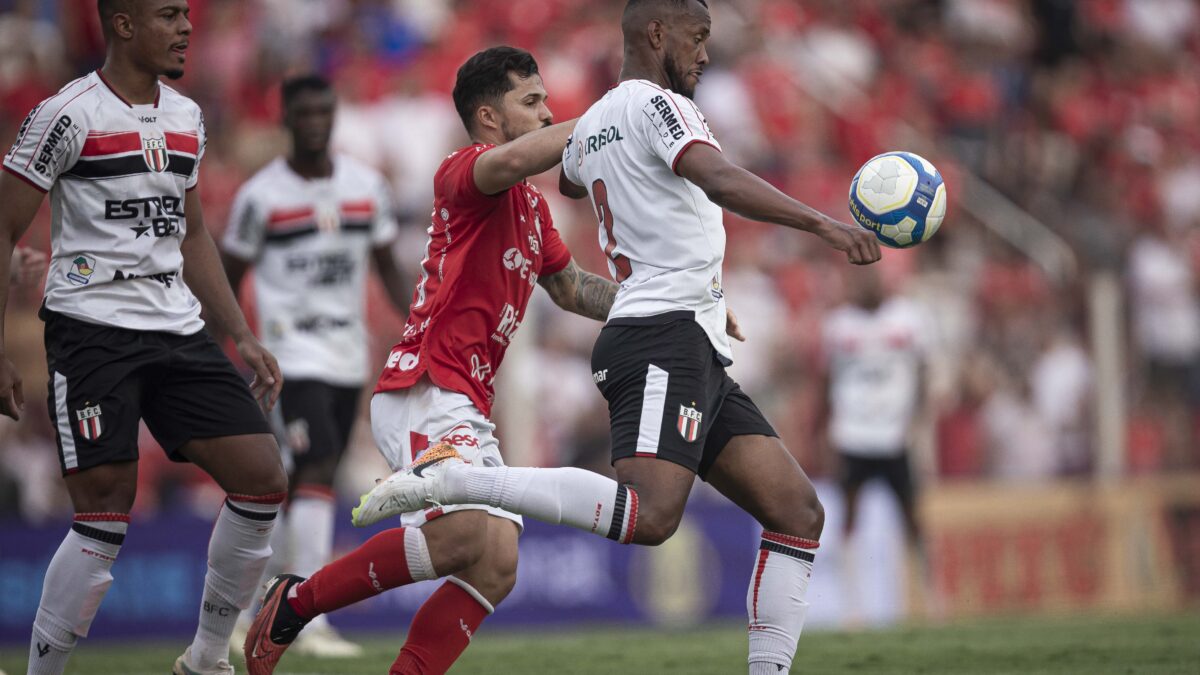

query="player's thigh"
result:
[883,454,918,512]
[141,330,279,491]
[42,310,151,479]
[371,383,524,531]
[706,433,824,539]
[279,380,359,482]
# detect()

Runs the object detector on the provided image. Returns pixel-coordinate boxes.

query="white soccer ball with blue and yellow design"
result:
[848,151,947,249]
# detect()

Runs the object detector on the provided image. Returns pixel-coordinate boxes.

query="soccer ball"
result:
[848,151,947,249]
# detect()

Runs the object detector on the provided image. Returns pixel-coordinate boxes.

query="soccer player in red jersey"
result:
[0,2,288,674]
[244,47,619,675]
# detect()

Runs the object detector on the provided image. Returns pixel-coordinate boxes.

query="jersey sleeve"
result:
[633,86,721,175]
[538,207,572,277]
[370,174,400,247]
[221,182,265,261]
[2,100,84,192]
[436,145,500,214]
[561,133,582,187]
[186,109,206,191]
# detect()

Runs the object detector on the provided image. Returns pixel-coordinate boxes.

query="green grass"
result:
[2,613,1197,674]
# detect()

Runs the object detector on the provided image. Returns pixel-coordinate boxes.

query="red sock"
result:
[288,528,426,619]
[390,580,492,675]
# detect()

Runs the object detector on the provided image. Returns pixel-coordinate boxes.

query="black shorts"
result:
[42,308,271,475]
[277,379,361,470]
[838,451,916,507]
[591,316,777,480]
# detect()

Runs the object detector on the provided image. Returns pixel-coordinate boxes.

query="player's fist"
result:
[0,356,24,421]
[814,217,881,266]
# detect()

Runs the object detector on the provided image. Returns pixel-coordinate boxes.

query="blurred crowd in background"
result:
[1,0,1198,523]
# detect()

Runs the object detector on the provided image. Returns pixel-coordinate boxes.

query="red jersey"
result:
[375,144,572,416]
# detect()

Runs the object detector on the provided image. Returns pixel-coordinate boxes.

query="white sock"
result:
[444,465,638,543]
[29,514,128,675]
[747,532,818,674]
[288,487,335,578]
[189,493,283,668]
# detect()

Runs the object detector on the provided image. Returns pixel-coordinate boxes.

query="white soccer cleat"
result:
[172,646,234,675]
[351,442,465,527]
[291,619,364,658]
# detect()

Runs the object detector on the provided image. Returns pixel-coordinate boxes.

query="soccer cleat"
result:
[291,620,364,657]
[172,646,234,675]
[243,574,310,675]
[351,442,465,527]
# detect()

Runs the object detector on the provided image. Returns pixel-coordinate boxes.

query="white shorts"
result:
[370,379,522,532]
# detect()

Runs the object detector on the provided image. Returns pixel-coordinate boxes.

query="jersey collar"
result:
[95,69,161,109]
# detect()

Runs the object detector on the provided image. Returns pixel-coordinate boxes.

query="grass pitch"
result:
[1,612,1196,674]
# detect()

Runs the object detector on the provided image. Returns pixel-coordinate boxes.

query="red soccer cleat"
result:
[243,574,310,675]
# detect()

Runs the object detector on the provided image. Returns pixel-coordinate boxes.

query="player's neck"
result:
[99,57,160,105]
[471,130,506,148]
[617,53,669,90]
[287,152,334,180]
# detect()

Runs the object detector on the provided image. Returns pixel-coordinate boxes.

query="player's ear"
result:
[647,19,666,50]
[476,104,502,135]
[111,10,136,40]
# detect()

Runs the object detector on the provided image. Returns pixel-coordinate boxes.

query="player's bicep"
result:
[183,188,208,240]
[220,189,264,260]
[0,169,48,241]
[559,166,587,200]
[674,141,739,196]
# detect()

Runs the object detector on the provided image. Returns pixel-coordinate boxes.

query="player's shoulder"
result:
[28,73,103,122]
[435,143,492,177]
[157,82,200,113]
[334,152,387,185]
[240,156,288,189]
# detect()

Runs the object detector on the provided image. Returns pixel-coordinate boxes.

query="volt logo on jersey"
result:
[141,135,168,173]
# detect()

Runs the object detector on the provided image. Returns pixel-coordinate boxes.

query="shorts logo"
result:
[67,255,96,286]
[677,404,702,443]
[441,424,480,449]
[142,135,168,173]
[76,403,102,440]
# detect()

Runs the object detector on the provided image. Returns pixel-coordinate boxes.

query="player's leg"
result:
[278,381,364,656]
[142,330,287,673]
[702,387,822,675]
[391,515,520,675]
[30,313,146,675]
[839,453,867,537]
[884,454,920,542]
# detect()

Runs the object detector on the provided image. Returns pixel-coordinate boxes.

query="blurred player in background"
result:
[818,267,930,616]
[0,2,288,674]
[245,46,619,675]
[219,74,409,658]
[352,1,880,673]
[9,247,48,286]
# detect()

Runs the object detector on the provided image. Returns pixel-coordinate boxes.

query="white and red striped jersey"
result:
[821,298,931,455]
[375,144,572,416]
[3,70,205,333]
[562,79,730,363]
[221,155,399,385]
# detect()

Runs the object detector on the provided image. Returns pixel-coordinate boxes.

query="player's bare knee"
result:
[632,509,682,546]
[424,513,489,574]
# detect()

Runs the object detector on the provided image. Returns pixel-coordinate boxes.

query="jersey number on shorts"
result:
[592,179,632,282]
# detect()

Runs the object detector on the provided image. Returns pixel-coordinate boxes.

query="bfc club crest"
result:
[678,404,702,443]
[142,135,169,173]
[76,403,102,441]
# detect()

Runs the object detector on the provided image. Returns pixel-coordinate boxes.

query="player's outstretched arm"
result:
[181,190,282,409]
[474,119,578,195]
[537,258,618,322]
[0,170,46,420]
[676,143,881,266]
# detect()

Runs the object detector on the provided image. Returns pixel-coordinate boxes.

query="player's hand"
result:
[814,218,881,265]
[10,247,48,287]
[235,336,283,411]
[0,356,24,421]
[726,307,746,342]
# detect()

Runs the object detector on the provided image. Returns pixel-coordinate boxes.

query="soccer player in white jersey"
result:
[219,74,409,658]
[352,1,880,673]
[819,268,929,548]
[0,2,289,674]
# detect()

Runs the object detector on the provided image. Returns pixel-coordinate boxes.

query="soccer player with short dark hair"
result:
[354,1,881,673]
[0,2,289,673]
[244,46,619,675]
[219,73,409,658]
